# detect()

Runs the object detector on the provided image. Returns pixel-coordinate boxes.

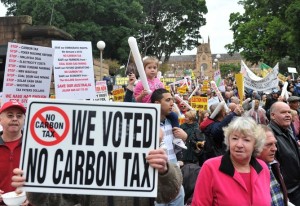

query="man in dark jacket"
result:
[268,102,300,205]
[199,102,243,160]
[258,126,288,206]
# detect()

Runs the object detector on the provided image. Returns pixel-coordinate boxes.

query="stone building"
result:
[166,37,243,78]
[0,15,108,93]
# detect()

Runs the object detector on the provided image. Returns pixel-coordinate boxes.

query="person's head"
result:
[291,109,298,122]
[257,125,277,164]
[228,102,237,112]
[184,110,197,124]
[206,89,211,95]
[271,89,279,99]
[270,102,292,129]
[151,88,174,118]
[143,56,159,80]
[179,101,189,113]
[287,96,300,110]
[223,117,265,161]
[210,102,226,120]
[126,63,139,79]
[230,96,240,105]
[253,99,259,109]
[224,91,232,99]
[0,100,26,136]
[261,94,267,102]
[182,94,189,101]
[198,110,210,123]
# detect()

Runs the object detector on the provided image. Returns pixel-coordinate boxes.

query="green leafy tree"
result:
[220,63,240,78]
[226,0,300,71]
[1,0,207,64]
[103,59,121,76]
[138,0,207,61]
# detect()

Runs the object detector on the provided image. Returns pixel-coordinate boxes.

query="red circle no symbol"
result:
[30,106,70,146]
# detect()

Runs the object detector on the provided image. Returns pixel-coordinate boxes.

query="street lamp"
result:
[213,54,221,70]
[96,41,106,80]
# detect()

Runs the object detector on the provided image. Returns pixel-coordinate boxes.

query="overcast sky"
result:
[183,0,244,55]
[0,1,244,55]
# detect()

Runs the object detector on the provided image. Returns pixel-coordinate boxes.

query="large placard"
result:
[20,99,160,197]
[52,41,96,100]
[2,42,54,106]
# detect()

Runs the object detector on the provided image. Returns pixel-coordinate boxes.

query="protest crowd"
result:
[1,40,300,206]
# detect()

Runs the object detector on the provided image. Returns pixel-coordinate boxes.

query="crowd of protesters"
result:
[1,55,300,206]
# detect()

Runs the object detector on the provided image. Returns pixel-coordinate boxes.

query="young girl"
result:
[134,56,164,103]
[134,56,186,149]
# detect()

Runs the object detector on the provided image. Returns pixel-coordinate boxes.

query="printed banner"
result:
[241,61,279,91]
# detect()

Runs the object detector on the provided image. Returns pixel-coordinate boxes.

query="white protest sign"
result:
[2,42,54,106]
[20,99,160,197]
[52,41,96,100]
[93,81,109,101]
[288,67,297,73]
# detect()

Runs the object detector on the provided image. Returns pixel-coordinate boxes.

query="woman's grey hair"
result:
[223,116,266,157]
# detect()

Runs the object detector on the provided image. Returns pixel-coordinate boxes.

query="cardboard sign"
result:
[2,43,54,106]
[112,88,125,102]
[190,96,208,111]
[93,81,109,102]
[20,99,160,197]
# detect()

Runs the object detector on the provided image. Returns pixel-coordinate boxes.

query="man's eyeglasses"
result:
[5,113,24,119]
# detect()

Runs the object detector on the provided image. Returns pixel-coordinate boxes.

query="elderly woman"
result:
[192,117,271,205]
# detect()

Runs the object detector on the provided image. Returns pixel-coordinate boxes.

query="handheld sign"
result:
[52,41,96,100]
[20,99,160,197]
[2,42,54,106]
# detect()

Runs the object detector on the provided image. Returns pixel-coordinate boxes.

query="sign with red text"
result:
[190,96,208,111]
[93,81,109,101]
[52,41,96,100]
[2,43,54,106]
[20,99,160,197]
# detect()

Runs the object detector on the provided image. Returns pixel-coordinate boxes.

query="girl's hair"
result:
[185,110,197,122]
[143,56,159,68]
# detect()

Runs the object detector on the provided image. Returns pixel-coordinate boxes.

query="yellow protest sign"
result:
[190,96,208,111]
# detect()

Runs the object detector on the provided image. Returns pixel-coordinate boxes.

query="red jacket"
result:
[0,135,22,194]
[192,153,271,206]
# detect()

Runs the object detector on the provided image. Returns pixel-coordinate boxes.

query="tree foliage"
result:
[220,63,240,77]
[1,0,207,64]
[226,0,300,71]
[138,0,207,61]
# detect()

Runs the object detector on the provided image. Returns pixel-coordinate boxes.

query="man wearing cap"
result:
[288,96,300,114]
[0,100,26,203]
